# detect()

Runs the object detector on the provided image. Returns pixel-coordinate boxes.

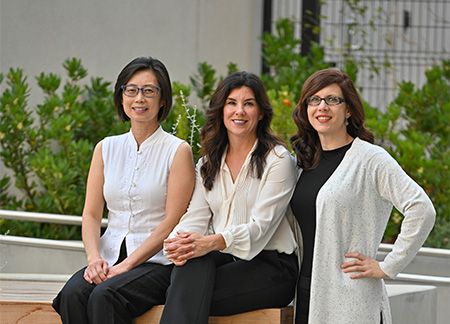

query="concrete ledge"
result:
[1,278,440,324]
[0,279,293,324]
[0,300,293,324]
[386,285,437,324]
[135,305,292,324]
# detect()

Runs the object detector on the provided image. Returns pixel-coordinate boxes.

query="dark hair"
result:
[290,69,374,170]
[113,56,172,122]
[200,71,285,191]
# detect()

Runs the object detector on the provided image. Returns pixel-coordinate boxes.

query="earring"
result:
[345,118,349,126]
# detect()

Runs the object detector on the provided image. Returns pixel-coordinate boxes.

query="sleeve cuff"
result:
[219,231,234,253]
[379,261,398,279]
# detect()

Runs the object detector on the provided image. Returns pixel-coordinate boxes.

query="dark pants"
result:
[295,275,311,324]
[52,241,173,324]
[160,250,298,324]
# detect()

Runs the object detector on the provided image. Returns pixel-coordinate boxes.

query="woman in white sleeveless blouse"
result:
[53,57,195,324]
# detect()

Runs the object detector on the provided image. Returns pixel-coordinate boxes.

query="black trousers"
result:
[295,275,311,324]
[160,250,298,324]
[52,241,173,324]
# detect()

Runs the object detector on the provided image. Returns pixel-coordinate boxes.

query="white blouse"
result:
[100,126,184,266]
[170,142,298,260]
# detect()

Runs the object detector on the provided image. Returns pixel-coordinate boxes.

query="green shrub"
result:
[0,58,128,239]
[261,18,333,101]
[0,60,234,239]
[261,18,360,147]
[1,19,448,249]
[365,61,450,248]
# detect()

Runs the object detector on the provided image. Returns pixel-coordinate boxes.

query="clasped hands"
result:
[83,259,131,285]
[164,231,211,266]
[341,252,388,279]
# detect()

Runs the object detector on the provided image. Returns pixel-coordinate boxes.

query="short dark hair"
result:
[291,69,374,170]
[113,56,172,122]
[200,71,285,190]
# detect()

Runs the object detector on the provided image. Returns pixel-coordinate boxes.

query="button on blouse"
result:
[100,127,184,266]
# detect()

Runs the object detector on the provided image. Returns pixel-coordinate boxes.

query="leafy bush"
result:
[0,60,234,239]
[1,19,448,249]
[261,18,360,147]
[0,59,128,239]
[261,18,333,101]
[365,61,450,248]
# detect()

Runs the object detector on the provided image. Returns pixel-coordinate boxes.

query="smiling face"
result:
[223,86,262,142]
[122,69,163,126]
[307,83,351,143]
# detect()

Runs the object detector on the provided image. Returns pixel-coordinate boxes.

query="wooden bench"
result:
[0,280,293,324]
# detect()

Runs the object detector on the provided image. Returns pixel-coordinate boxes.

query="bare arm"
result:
[107,142,195,278]
[82,141,108,284]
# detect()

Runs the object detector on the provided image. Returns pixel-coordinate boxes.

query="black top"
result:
[290,141,352,277]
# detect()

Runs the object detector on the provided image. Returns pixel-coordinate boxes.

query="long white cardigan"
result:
[293,137,435,324]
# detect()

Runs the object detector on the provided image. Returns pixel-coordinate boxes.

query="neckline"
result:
[322,140,353,156]
[128,126,162,152]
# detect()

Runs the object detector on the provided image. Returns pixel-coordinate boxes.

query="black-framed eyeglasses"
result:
[306,96,346,106]
[121,85,161,98]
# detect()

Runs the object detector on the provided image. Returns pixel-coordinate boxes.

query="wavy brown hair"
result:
[200,71,285,190]
[290,69,374,170]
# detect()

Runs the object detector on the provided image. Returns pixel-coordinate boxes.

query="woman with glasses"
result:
[289,69,435,324]
[52,56,195,324]
[159,71,298,324]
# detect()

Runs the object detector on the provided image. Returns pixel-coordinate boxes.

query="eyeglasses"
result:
[121,85,160,98]
[306,96,346,106]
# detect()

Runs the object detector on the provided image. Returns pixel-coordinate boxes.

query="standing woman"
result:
[52,57,195,324]
[289,69,435,324]
[160,71,299,324]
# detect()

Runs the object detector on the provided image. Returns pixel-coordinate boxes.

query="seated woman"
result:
[160,71,299,324]
[52,56,195,324]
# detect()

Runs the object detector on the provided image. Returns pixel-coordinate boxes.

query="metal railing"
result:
[378,243,450,259]
[1,209,449,285]
[0,209,108,227]
[0,235,84,251]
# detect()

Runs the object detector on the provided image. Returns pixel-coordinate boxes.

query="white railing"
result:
[1,209,449,285]
[0,235,84,251]
[393,273,450,285]
[378,243,450,258]
[0,209,108,227]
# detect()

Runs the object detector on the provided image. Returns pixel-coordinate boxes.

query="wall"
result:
[0,0,263,88]
[0,0,264,187]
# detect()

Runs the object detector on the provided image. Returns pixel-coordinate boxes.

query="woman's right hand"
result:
[164,233,195,266]
[165,232,226,266]
[83,258,109,285]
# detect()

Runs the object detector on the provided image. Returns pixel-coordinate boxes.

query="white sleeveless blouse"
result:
[99,126,184,266]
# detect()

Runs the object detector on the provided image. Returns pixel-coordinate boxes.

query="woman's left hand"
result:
[341,252,388,279]
[164,232,225,266]
[106,262,131,279]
